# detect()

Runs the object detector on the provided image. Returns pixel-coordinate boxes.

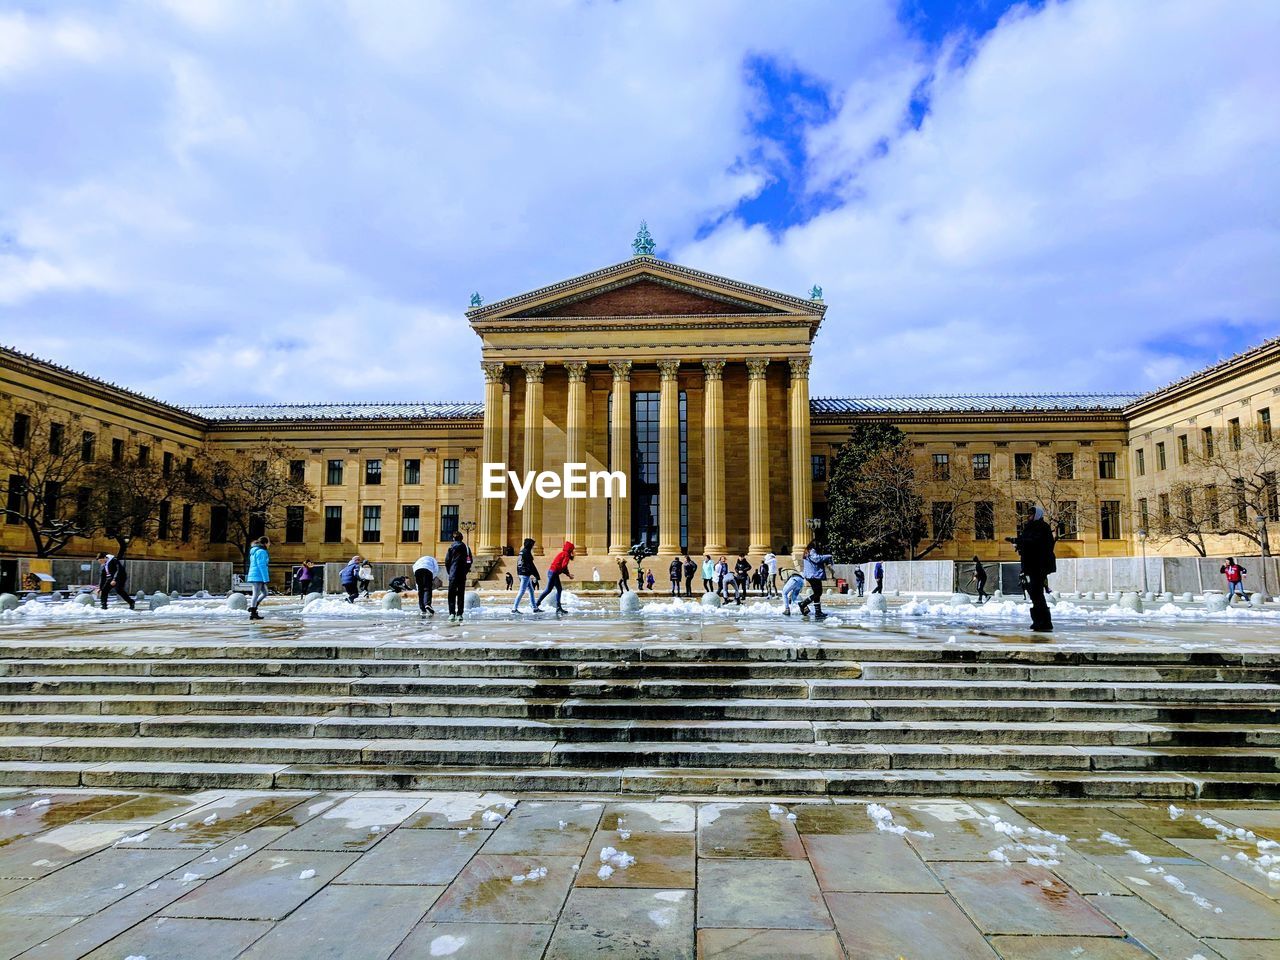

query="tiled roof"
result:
[188,402,484,422]
[810,394,1141,415]
[1130,336,1280,407]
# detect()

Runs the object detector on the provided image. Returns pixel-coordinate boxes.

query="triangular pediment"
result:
[468,256,825,324]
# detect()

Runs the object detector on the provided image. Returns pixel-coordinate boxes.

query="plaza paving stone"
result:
[0,790,1279,958]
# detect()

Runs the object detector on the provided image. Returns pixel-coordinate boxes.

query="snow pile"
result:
[867,803,933,839]
[510,866,548,884]
[1096,826,1221,913]
[1192,813,1280,884]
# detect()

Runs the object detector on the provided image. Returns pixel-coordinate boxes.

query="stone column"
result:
[789,357,813,558]
[564,361,589,551]
[747,358,771,554]
[521,362,545,550]
[608,361,632,555]
[702,359,727,554]
[477,361,506,555]
[657,359,681,554]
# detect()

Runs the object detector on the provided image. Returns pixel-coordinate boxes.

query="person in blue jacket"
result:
[797,542,834,619]
[339,554,363,603]
[246,536,270,620]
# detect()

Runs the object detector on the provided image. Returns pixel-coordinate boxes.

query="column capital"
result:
[746,357,771,380]
[521,361,546,383]
[657,359,681,381]
[701,359,727,380]
[564,360,589,383]
[608,360,633,381]
[481,361,506,382]
[788,357,811,380]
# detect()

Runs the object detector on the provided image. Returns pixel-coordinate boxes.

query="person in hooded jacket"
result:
[536,541,574,614]
[668,557,682,596]
[95,552,135,610]
[683,555,696,597]
[412,553,439,614]
[444,531,472,622]
[733,555,751,604]
[797,542,834,619]
[339,555,362,603]
[513,538,540,613]
[246,536,270,620]
[1010,505,1057,631]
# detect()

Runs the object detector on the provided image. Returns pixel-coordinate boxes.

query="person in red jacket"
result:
[1221,557,1249,603]
[535,541,575,614]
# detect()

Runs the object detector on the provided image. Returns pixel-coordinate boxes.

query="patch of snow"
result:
[116,832,149,844]
[511,866,548,884]
[597,864,614,880]
[429,934,467,957]
[298,869,316,880]
[177,872,201,883]
[988,848,1012,864]
[29,798,50,808]
[1168,804,1184,820]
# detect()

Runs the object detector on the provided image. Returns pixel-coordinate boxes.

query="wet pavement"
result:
[0,788,1278,958]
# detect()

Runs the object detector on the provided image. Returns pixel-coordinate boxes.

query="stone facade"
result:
[2,254,1278,572]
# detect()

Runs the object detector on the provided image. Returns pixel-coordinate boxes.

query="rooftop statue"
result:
[470,291,483,307]
[632,221,656,257]
[809,284,823,301]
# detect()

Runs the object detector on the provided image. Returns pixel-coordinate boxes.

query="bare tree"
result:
[0,405,91,556]
[190,440,314,560]
[1023,451,1097,543]
[1194,424,1280,547]
[87,460,191,559]
[1146,479,1218,556]
[913,450,993,560]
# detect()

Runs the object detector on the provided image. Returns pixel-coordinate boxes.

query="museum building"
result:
[3,238,1279,576]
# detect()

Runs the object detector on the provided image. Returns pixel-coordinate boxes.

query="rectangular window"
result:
[11,413,29,449]
[1137,497,1149,530]
[285,505,304,543]
[248,512,266,542]
[365,459,382,485]
[209,505,229,544]
[81,431,96,463]
[401,505,420,542]
[1056,501,1079,540]
[1177,434,1189,465]
[974,501,995,540]
[49,422,64,455]
[1201,426,1214,458]
[1205,485,1219,527]
[1014,499,1034,533]
[361,505,381,542]
[76,487,92,529]
[1014,452,1032,480]
[112,438,124,465]
[931,453,950,480]
[1098,451,1117,480]
[5,474,24,524]
[931,501,953,541]
[1135,448,1145,476]
[1156,442,1166,471]
[442,459,460,485]
[1181,489,1195,522]
[163,451,175,478]
[289,459,305,483]
[42,480,60,523]
[1265,472,1279,522]
[324,505,343,543]
[811,454,827,482]
[326,459,344,485]
[1055,452,1075,480]
[184,457,194,479]
[971,453,990,480]
[1159,493,1171,522]
[158,500,171,540]
[1229,418,1241,451]
[137,445,150,467]
[1260,408,1272,443]
[403,459,421,485]
[439,505,459,541]
[1234,478,1248,523]
[1100,500,1122,540]
[181,503,193,542]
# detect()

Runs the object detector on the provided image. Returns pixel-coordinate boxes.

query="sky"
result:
[0,0,1277,406]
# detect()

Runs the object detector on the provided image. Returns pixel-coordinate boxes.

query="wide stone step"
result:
[859,663,1280,683]
[4,759,1279,799]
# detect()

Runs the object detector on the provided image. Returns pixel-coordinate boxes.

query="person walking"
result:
[357,559,374,599]
[444,531,472,622]
[1010,505,1057,632]
[412,553,439,614]
[339,555,362,603]
[781,570,807,615]
[1221,558,1249,602]
[872,560,884,594]
[797,542,834,619]
[668,556,682,596]
[701,555,714,593]
[246,536,270,620]
[683,555,696,597]
[764,551,778,596]
[513,538,540,613]
[971,556,989,604]
[853,566,865,597]
[293,560,314,596]
[95,552,135,610]
[617,557,630,595]
[537,541,575,614]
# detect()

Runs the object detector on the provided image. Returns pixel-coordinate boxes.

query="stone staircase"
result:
[0,636,1278,798]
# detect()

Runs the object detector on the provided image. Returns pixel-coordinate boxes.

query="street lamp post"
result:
[805,517,823,547]
[1256,514,1271,602]
[1138,528,1148,595]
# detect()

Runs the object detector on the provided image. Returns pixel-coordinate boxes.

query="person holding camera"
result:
[1009,505,1056,632]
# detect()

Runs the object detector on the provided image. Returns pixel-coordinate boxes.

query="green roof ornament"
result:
[809,284,823,301]
[469,291,483,308]
[632,221,656,257]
